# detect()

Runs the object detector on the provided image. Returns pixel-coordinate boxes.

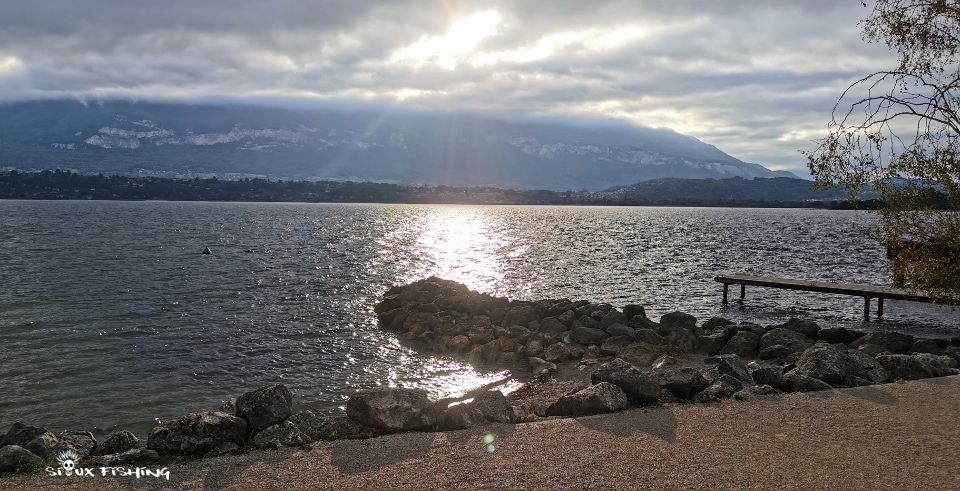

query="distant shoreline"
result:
[0,170,873,209]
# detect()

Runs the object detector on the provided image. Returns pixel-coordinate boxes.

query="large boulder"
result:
[0,445,41,472]
[470,390,514,424]
[249,421,306,450]
[600,335,634,356]
[761,328,816,354]
[651,367,710,400]
[842,349,889,383]
[876,354,936,380]
[1,423,49,447]
[692,380,738,402]
[503,305,538,327]
[945,346,960,366]
[147,411,247,457]
[793,343,847,384]
[720,331,760,359]
[24,432,58,459]
[851,331,916,354]
[95,449,161,467]
[633,328,665,345]
[617,345,655,366]
[346,388,438,434]
[545,382,629,417]
[91,431,138,457]
[570,326,610,345]
[598,311,628,330]
[818,328,865,346]
[235,382,294,438]
[52,431,97,459]
[912,353,958,376]
[780,372,833,392]
[909,338,951,356]
[438,403,488,430]
[714,354,754,385]
[605,323,636,338]
[749,362,783,388]
[623,305,646,320]
[591,359,661,404]
[780,318,821,338]
[696,332,730,356]
[543,342,572,362]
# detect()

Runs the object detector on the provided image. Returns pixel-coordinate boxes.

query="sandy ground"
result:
[4,374,959,490]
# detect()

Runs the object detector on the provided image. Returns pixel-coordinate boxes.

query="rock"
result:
[591,358,662,404]
[617,345,655,366]
[692,381,738,402]
[53,431,97,458]
[659,389,678,403]
[736,322,766,337]
[249,421,306,450]
[581,344,602,360]
[570,326,610,345]
[818,328,865,346]
[316,416,362,440]
[749,363,783,388]
[449,335,472,353]
[844,375,872,387]
[219,398,237,416]
[23,432,58,459]
[605,323,635,338]
[235,382,294,438]
[147,411,247,457]
[876,354,936,380]
[912,353,958,375]
[909,338,951,356]
[97,448,162,465]
[345,388,438,434]
[651,355,677,370]
[545,382,629,417]
[600,335,634,355]
[734,385,778,398]
[780,372,833,392]
[715,354,754,385]
[522,339,545,358]
[470,390,514,424]
[540,318,569,337]
[598,311,628,330]
[1,423,49,447]
[566,343,585,359]
[842,349,889,383]
[202,443,240,459]
[760,328,816,354]
[623,305,646,319]
[784,351,802,366]
[793,343,847,384]
[696,332,729,356]
[0,445,41,472]
[633,328,665,345]
[720,331,761,359]
[556,310,577,328]
[945,346,960,365]
[439,403,488,430]
[758,344,797,361]
[503,306,538,328]
[702,317,735,331]
[529,356,558,375]
[851,331,915,354]
[659,311,697,333]
[783,318,821,338]
[628,315,661,331]
[91,431,138,457]
[543,342,572,363]
[286,411,328,441]
[652,367,710,400]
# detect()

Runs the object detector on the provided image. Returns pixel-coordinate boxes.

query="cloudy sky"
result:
[0,1,893,177]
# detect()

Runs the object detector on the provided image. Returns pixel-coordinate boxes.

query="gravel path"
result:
[6,375,959,490]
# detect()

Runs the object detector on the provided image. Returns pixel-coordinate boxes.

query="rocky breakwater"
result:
[375,277,960,412]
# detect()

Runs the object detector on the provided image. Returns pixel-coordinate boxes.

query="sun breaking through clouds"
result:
[0,0,896,176]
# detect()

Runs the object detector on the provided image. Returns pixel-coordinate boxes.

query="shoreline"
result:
[4,375,959,490]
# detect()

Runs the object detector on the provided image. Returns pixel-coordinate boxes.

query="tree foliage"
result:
[807,0,960,302]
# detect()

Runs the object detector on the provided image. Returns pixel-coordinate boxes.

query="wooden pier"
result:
[714,274,937,319]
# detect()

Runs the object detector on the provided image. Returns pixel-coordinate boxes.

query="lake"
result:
[1,201,958,437]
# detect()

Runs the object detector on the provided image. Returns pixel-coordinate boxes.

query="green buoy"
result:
[202,247,211,255]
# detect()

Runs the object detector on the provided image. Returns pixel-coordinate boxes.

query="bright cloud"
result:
[0,0,899,176]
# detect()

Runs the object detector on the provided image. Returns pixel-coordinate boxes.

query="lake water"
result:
[1,201,958,437]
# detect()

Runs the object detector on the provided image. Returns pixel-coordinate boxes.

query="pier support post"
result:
[878,298,884,317]
[740,284,745,300]
[722,283,728,303]
[863,297,870,319]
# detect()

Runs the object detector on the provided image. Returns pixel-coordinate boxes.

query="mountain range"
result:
[0,100,798,191]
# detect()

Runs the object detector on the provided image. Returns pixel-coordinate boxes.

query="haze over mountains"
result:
[0,100,797,191]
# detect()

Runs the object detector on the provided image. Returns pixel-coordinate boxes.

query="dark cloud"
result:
[0,0,898,175]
